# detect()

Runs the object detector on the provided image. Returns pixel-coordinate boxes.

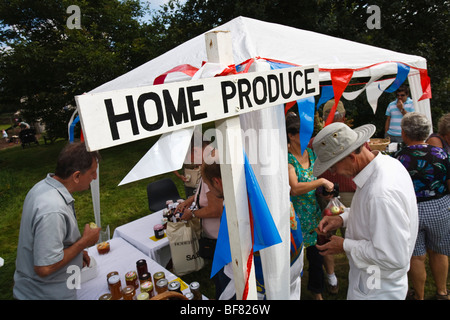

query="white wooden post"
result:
[205,31,257,300]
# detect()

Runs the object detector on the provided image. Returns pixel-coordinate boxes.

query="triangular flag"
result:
[418,68,432,101]
[297,97,315,155]
[325,69,354,126]
[366,78,395,114]
[316,86,334,110]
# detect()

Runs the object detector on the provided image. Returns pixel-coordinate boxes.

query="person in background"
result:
[13,142,101,300]
[385,84,414,143]
[286,112,334,300]
[396,112,450,300]
[314,122,418,300]
[426,112,450,154]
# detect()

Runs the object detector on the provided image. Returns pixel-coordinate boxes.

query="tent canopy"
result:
[91,16,427,94]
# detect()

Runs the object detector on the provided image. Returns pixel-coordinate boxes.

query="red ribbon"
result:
[153,64,199,85]
[418,69,432,101]
[242,198,255,300]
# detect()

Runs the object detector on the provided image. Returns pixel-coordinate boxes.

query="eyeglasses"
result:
[397,94,406,97]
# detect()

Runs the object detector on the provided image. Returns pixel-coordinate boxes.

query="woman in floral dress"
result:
[396,112,450,300]
[286,112,334,300]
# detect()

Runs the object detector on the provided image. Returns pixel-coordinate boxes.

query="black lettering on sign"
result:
[163,88,188,127]
[280,71,293,99]
[293,70,304,96]
[138,92,164,131]
[238,78,252,109]
[252,76,267,105]
[267,74,280,103]
[304,68,316,94]
[221,81,236,113]
[105,96,139,141]
[187,85,207,121]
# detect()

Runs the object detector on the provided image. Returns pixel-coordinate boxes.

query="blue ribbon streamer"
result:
[383,62,410,93]
[210,152,282,278]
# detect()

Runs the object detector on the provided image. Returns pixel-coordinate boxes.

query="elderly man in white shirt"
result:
[313,122,418,300]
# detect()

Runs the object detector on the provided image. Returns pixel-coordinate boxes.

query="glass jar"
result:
[98,293,112,300]
[153,271,165,284]
[140,281,154,298]
[108,275,122,300]
[137,292,149,300]
[122,285,135,300]
[184,292,194,300]
[125,271,139,289]
[189,281,202,300]
[136,259,148,278]
[153,224,165,239]
[106,271,119,291]
[168,281,182,294]
[139,272,151,285]
[155,278,168,294]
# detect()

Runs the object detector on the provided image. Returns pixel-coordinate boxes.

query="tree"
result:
[0,0,154,141]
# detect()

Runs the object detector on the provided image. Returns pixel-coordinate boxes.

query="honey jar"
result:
[96,241,110,255]
[136,259,148,278]
[168,281,182,294]
[153,271,165,284]
[108,275,122,300]
[106,271,119,291]
[140,281,154,298]
[122,285,135,300]
[98,293,112,300]
[137,292,149,300]
[189,281,202,300]
[155,278,168,294]
[125,270,139,289]
[139,272,151,285]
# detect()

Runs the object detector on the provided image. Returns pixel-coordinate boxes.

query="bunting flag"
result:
[325,69,354,126]
[383,62,410,93]
[297,97,315,154]
[316,86,335,110]
[210,152,282,297]
[418,68,432,101]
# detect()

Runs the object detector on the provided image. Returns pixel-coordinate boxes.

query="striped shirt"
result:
[385,97,414,136]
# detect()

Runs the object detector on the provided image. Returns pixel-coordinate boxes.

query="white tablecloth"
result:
[77,237,186,300]
[112,210,171,267]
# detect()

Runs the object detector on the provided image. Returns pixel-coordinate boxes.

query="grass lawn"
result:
[0,135,448,300]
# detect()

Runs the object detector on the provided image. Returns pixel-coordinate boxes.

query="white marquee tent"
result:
[81,16,432,300]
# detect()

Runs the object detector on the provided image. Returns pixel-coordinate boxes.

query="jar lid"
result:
[156,278,168,286]
[168,281,181,290]
[154,224,163,230]
[139,272,150,280]
[137,292,149,300]
[141,281,153,290]
[99,293,112,300]
[185,292,194,300]
[125,271,136,279]
[123,285,135,294]
[108,275,120,284]
[189,281,200,290]
[136,259,147,266]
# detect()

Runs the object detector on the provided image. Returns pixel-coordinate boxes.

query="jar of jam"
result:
[125,271,139,289]
[108,275,122,300]
[153,271,165,284]
[140,281,154,298]
[184,292,194,300]
[96,241,110,255]
[137,292,149,300]
[189,281,202,300]
[106,271,119,291]
[155,278,168,294]
[139,272,151,285]
[136,259,148,278]
[122,285,135,300]
[153,224,165,239]
[98,293,112,300]
[168,281,182,294]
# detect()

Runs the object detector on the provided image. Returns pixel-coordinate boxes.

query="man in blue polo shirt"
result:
[13,142,101,300]
[384,85,415,143]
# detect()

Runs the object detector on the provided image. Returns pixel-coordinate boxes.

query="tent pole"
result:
[206,31,257,300]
